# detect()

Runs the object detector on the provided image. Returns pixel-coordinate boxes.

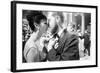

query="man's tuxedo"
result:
[47,30,80,61]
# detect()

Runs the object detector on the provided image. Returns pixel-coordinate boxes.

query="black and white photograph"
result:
[11,1,97,72]
[22,10,91,63]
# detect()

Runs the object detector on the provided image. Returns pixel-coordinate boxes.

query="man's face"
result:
[48,16,58,34]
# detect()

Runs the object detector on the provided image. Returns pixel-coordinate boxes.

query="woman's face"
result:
[38,20,48,37]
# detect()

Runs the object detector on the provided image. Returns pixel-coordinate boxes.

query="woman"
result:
[24,12,48,62]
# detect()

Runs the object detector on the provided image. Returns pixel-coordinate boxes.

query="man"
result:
[47,12,80,61]
[83,25,91,56]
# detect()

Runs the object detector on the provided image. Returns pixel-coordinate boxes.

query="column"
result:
[81,13,85,36]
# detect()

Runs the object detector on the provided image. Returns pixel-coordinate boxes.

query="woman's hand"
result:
[47,37,58,51]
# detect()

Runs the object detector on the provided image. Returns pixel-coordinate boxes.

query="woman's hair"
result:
[26,11,47,31]
[34,14,47,24]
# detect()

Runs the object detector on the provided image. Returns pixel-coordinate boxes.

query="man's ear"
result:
[55,16,61,24]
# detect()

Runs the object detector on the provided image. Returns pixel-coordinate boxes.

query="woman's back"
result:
[24,32,40,62]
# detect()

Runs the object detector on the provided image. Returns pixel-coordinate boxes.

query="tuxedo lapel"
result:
[58,31,69,49]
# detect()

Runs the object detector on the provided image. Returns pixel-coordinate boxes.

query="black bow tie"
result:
[53,33,60,39]
[79,36,84,39]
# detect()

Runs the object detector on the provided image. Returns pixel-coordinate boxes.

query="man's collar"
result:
[58,27,66,37]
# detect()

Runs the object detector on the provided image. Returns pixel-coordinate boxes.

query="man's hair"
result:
[26,11,47,31]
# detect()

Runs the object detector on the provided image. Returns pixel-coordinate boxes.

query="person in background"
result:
[67,22,77,35]
[83,24,91,56]
[47,12,80,61]
[24,13,48,62]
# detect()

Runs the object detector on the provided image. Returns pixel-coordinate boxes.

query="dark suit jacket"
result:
[83,33,90,56]
[47,31,80,61]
